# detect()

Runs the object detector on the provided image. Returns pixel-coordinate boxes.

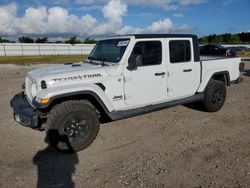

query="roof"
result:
[111,33,200,62]
[116,34,197,39]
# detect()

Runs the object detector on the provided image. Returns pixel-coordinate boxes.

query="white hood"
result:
[27,62,109,86]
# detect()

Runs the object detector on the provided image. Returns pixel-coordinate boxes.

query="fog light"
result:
[19,115,31,126]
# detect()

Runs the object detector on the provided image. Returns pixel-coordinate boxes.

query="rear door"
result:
[166,38,200,100]
[124,39,167,106]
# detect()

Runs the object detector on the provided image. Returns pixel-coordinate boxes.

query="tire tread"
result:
[47,100,100,152]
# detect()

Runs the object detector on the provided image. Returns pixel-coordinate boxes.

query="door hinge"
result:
[167,71,173,77]
[124,94,132,100]
[167,87,173,92]
[123,77,132,82]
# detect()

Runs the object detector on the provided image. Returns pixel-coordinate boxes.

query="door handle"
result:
[155,72,166,76]
[183,69,192,72]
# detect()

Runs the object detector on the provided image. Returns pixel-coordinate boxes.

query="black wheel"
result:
[202,79,226,112]
[46,100,100,152]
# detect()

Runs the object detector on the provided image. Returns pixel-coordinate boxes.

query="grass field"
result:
[237,51,250,57]
[0,55,88,65]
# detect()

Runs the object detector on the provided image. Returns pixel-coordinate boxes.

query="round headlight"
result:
[31,82,37,98]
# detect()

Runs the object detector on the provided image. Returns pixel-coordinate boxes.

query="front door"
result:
[124,39,167,107]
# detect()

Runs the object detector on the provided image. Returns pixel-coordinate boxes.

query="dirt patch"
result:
[0,62,250,188]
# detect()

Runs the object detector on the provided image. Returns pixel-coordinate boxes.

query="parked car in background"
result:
[226,46,243,57]
[237,46,249,51]
[227,46,243,52]
[200,45,231,56]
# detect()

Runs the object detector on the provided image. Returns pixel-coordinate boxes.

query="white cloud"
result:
[222,0,237,6]
[117,26,143,35]
[46,7,83,34]
[0,3,18,35]
[172,24,194,33]
[0,3,98,36]
[75,0,107,5]
[117,19,175,35]
[174,13,184,18]
[81,14,97,29]
[179,0,207,6]
[75,0,207,10]
[134,12,154,17]
[0,1,194,37]
[102,0,127,25]
[90,0,128,36]
[117,21,194,35]
[81,5,103,11]
[147,18,173,33]
[17,7,47,34]
[125,0,178,10]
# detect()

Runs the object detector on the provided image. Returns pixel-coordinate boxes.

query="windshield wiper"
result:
[88,57,109,66]
[86,57,101,65]
[99,58,108,66]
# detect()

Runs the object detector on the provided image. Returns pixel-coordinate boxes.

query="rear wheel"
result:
[202,79,226,112]
[46,100,100,152]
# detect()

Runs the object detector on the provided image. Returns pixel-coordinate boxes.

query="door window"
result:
[169,40,191,63]
[131,41,162,66]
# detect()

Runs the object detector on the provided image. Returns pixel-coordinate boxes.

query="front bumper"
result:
[10,92,39,128]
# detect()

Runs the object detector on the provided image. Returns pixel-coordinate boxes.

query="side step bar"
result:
[109,94,204,121]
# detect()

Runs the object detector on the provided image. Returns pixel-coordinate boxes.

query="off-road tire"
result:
[46,100,100,153]
[202,79,226,112]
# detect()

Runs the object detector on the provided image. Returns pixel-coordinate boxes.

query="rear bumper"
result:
[231,77,243,85]
[10,92,39,128]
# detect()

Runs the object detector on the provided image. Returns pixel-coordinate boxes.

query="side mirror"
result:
[127,55,142,71]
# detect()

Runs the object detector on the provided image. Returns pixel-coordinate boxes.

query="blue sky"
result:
[0,0,249,39]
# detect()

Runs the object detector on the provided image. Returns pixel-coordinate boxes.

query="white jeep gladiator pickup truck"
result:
[11,34,244,152]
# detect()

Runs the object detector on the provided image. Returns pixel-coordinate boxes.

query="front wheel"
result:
[46,100,100,152]
[202,79,226,112]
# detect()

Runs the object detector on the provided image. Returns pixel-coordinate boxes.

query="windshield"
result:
[88,39,130,63]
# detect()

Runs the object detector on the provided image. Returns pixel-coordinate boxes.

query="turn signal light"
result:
[40,98,49,104]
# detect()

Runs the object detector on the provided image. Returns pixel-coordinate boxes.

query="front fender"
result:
[33,83,114,113]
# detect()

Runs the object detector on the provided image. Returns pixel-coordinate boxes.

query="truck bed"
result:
[197,57,241,92]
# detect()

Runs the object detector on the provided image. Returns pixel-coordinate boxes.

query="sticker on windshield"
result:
[117,40,129,47]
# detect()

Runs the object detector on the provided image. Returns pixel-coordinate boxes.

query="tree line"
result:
[1,32,250,44]
[0,36,97,44]
[199,32,250,44]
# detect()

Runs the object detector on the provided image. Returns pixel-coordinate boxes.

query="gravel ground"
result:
[0,62,249,188]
